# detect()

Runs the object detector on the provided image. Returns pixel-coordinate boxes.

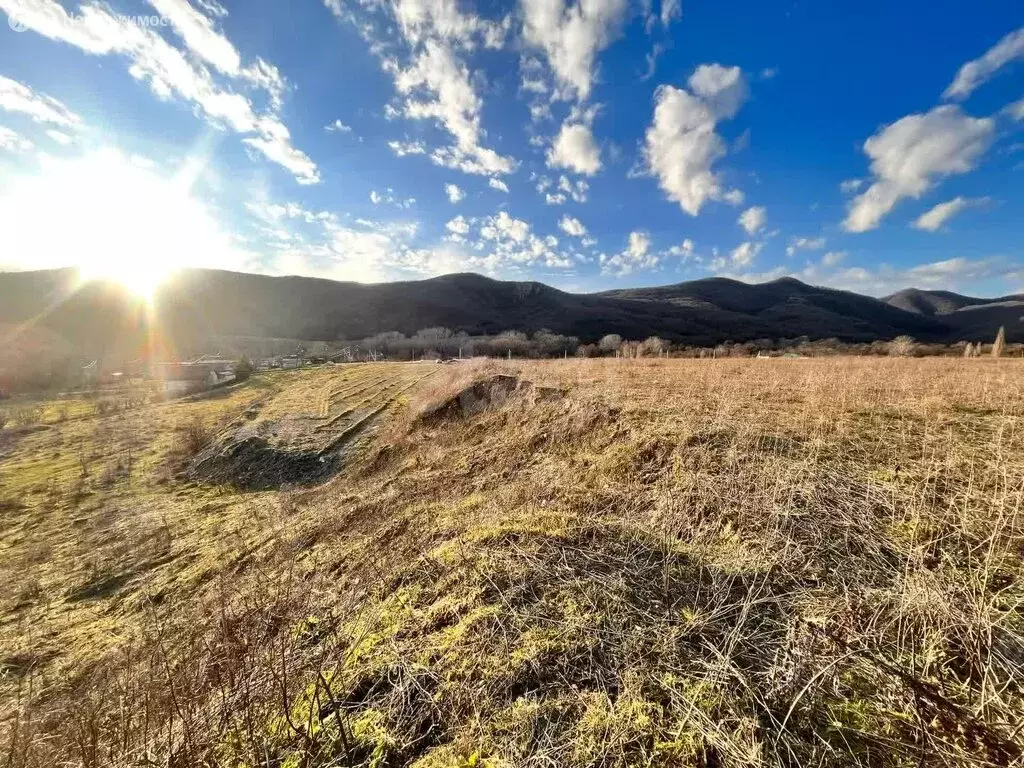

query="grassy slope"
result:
[3,359,1024,767]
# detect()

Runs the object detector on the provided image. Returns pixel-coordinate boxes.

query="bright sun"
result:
[0,149,239,299]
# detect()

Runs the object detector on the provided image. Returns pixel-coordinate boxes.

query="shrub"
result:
[174,417,212,458]
[235,358,255,382]
[888,335,916,357]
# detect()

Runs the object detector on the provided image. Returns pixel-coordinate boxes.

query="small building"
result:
[154,360,236,396]
[280,355,303,370]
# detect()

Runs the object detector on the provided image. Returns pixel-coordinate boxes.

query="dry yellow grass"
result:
[2,357,1023,767]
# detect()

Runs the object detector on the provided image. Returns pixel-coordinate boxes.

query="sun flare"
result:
[0,149,240,299]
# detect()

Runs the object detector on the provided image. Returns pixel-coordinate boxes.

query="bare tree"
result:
[598,334,623,354]
[888,335,916,358]
[640,337,666,357]
[992,326,1006,358]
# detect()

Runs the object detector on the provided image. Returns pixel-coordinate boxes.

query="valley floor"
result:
[2,357,1023,767]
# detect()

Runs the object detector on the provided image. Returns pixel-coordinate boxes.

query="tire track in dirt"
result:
[320,368,439,454]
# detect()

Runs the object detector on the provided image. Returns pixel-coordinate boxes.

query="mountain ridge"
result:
[0,268,1018,366]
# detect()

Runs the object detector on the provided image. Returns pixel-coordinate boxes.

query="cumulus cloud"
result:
[600,230,657,276]
[325,119,352,132]
[944,27,1024,100]
[558,215,587,237]
[0,0,318,183]
[446,214,470,235]
[547,121,601,175]
[821,250,846,267]
[912,196,989,231]
[738,205,766,236]
[839,178,864,193]
[536,173,589,205]
[369,187,416,208]
[786,236,826,257]
[472,210,573,269]
[445,182,465,203]
[488,177,510,193]
[388,139,428,156]
[643,64,748,215]
[728,241,762,268]
[843,105,993,232]
[520,0,628,101]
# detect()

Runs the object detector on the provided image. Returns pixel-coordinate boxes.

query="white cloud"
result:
[641,43,665,82]
[45,129,73,145]
[687,63,748,117]
[666,238,694,257]
[391,0,509,50]
[195,0,228,18]
[369,187,416,208]
[537,174,588,205]
[547,121,601,175]
[0,75,81,127]
[393,39,516,176]
[488,177,510,193]
[0,124,33,153]
[520,0,628,101]
[829,257,1021,295]
[242,118,320,185]
[839,178,864,193]
[821,250,846,267]
[471,210,574,269]
[912,195,989,231]
[944,27,1024,100]
[325,119,352,132]
[843,105,993,232]
[388,139,428,156]
[445,182,465,203]
[660,0,680,27]
[722,256,1023,297]
[559,174,589,202]
[643,64,748,215]
[786,236,826,257]
[728,240,762,268]
[600,230,657,276]
[1006,98,1024,121]
[558,214,587,237]
[147,0,242,76]
[738,205,766,236]
[0,0,318,184]
[446,214,470,235]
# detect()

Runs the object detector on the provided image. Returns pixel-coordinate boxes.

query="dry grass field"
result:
[2,357,1023,767]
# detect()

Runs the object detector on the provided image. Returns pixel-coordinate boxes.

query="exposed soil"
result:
[419,374,565,424]
[188,437,339,491]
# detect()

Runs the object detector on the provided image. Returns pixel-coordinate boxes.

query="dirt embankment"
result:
[188,370,561,491]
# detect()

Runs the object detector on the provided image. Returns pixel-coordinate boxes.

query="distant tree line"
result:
[348,327,1020,361]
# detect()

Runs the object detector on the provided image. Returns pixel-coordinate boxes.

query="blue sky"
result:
[0,0,1020,296]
